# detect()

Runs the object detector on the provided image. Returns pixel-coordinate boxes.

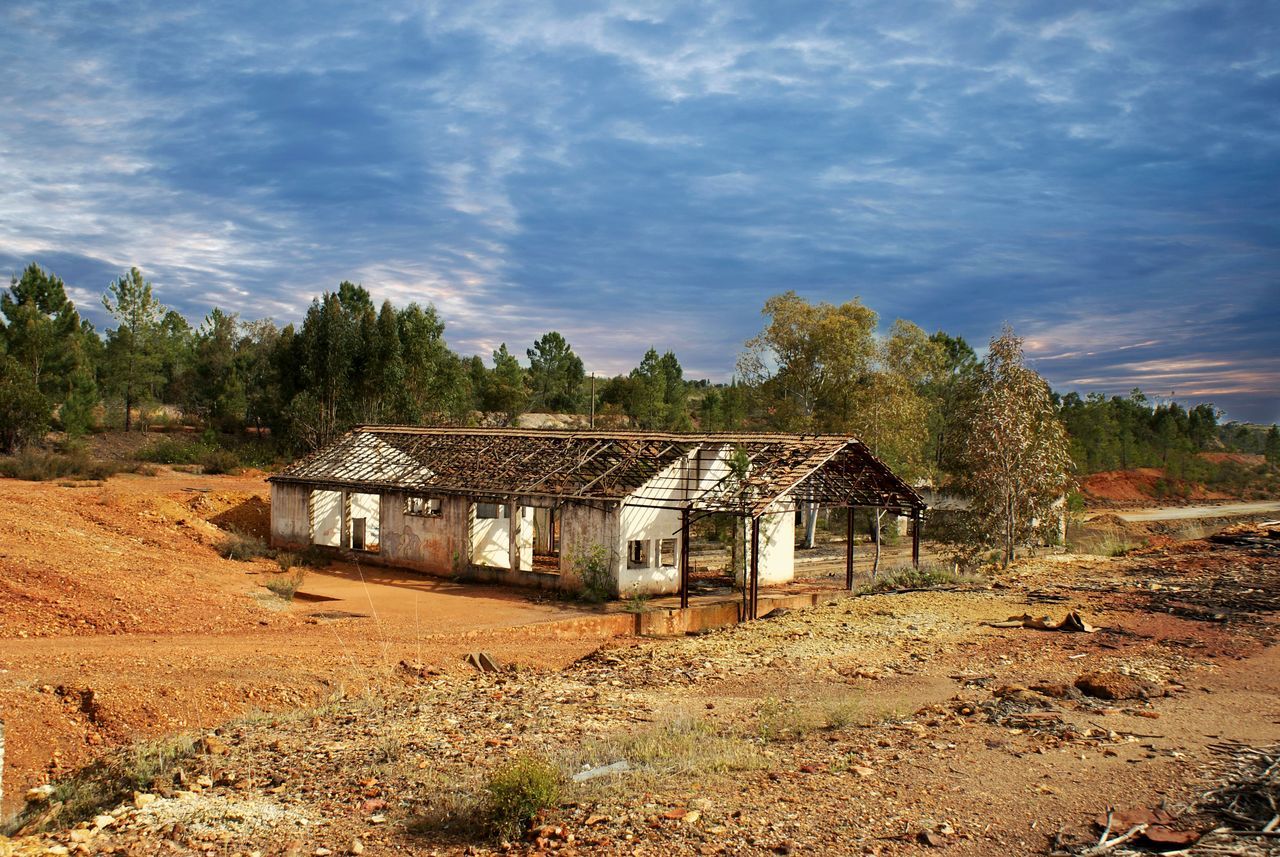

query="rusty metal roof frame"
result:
[269,426,924,517]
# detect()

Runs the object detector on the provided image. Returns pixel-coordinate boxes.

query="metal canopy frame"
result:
[270,426,924,516]
[270,426,928,617]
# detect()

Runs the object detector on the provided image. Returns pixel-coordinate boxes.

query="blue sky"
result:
[2,1,1277,422]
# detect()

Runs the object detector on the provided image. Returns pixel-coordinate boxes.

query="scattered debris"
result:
[463,651,503,673]
[571,760,631,782]
[985,611,1099,632]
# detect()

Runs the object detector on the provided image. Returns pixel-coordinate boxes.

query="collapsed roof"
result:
[269,426,925,517]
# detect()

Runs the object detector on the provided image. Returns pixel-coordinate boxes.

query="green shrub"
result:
[200,447,241,475]
[574,544,612,603]
[265,568,306,600]
[219,529,271,561]
[484,755,562,839]
[0,447,120,481]
[137,438,207,464]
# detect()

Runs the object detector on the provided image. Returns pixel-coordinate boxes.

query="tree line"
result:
[1,263,1274,483]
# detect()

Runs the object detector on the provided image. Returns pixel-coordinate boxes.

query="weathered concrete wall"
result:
[270,483,311,548]
[379,492,468,576]
[558,502,621,594]
[619,501,681,595]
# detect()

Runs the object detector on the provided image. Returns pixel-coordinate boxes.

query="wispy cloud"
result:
[0,0,1276,421]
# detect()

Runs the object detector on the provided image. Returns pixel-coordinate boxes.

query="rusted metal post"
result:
[912,507,921,569]
[750,515,761,620]
[679,505,690,609]
[845,506,855,590]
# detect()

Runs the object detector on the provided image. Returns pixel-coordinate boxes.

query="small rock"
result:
[350,839,364,855]
[197,735,231,756]
[1075,671,1164,700]
[918,830,946,847]
[26,784,56,802]
[133,791,157,808]
[93,814,115,829]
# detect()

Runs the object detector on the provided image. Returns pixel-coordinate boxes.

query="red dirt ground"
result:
[0,470,623,814]
[1081,467,1232,505]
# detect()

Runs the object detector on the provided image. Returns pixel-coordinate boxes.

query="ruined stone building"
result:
[269,427,924,615]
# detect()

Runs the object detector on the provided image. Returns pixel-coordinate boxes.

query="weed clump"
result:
[856,563,975,595]
[573,544,613,603]
[1,735,195,835]
[265,568,307,601]
[218,529,271,561]
[484,755,562,840]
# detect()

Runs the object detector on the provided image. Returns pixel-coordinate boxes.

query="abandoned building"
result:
[268,427,926,616]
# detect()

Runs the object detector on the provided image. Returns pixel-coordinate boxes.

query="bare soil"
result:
[0,470,617,817]
[1,473,1278,856]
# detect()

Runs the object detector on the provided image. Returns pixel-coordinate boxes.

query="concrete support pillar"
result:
[340,491,351,550]
[508,501,520,572]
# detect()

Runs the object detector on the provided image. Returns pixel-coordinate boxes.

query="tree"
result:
[738,291,878,432]
[955,327,1073,567]
[238,319,283,435]
[0,263,85,397]
[845,321,944,568]
[1266,425,1280,466]
[0,354,51,452]
[290,286,366,448]
[526,332,585,413]
[925,331,979,473]
[102,268,166,431]
[399,303,463,420]
[483,344,528,421]
[192,308,245,429]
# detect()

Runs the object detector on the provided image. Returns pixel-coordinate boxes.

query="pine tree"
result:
[102,268,165,431]
[527,331,585,413]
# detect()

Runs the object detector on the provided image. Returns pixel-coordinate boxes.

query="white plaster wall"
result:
[471,512,508,568]
[758,509,794,583]
[349,492,381,550]
[735,505,796,586]
[617,563,679,596]
[515,506,534,571]
[311,490,342,547]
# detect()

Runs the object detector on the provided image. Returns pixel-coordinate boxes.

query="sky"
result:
[1,1,1277,422]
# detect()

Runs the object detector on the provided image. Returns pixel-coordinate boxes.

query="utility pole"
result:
[590,372,596,429]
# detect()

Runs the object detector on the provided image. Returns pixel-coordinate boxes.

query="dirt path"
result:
[1094,500,1280,522]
